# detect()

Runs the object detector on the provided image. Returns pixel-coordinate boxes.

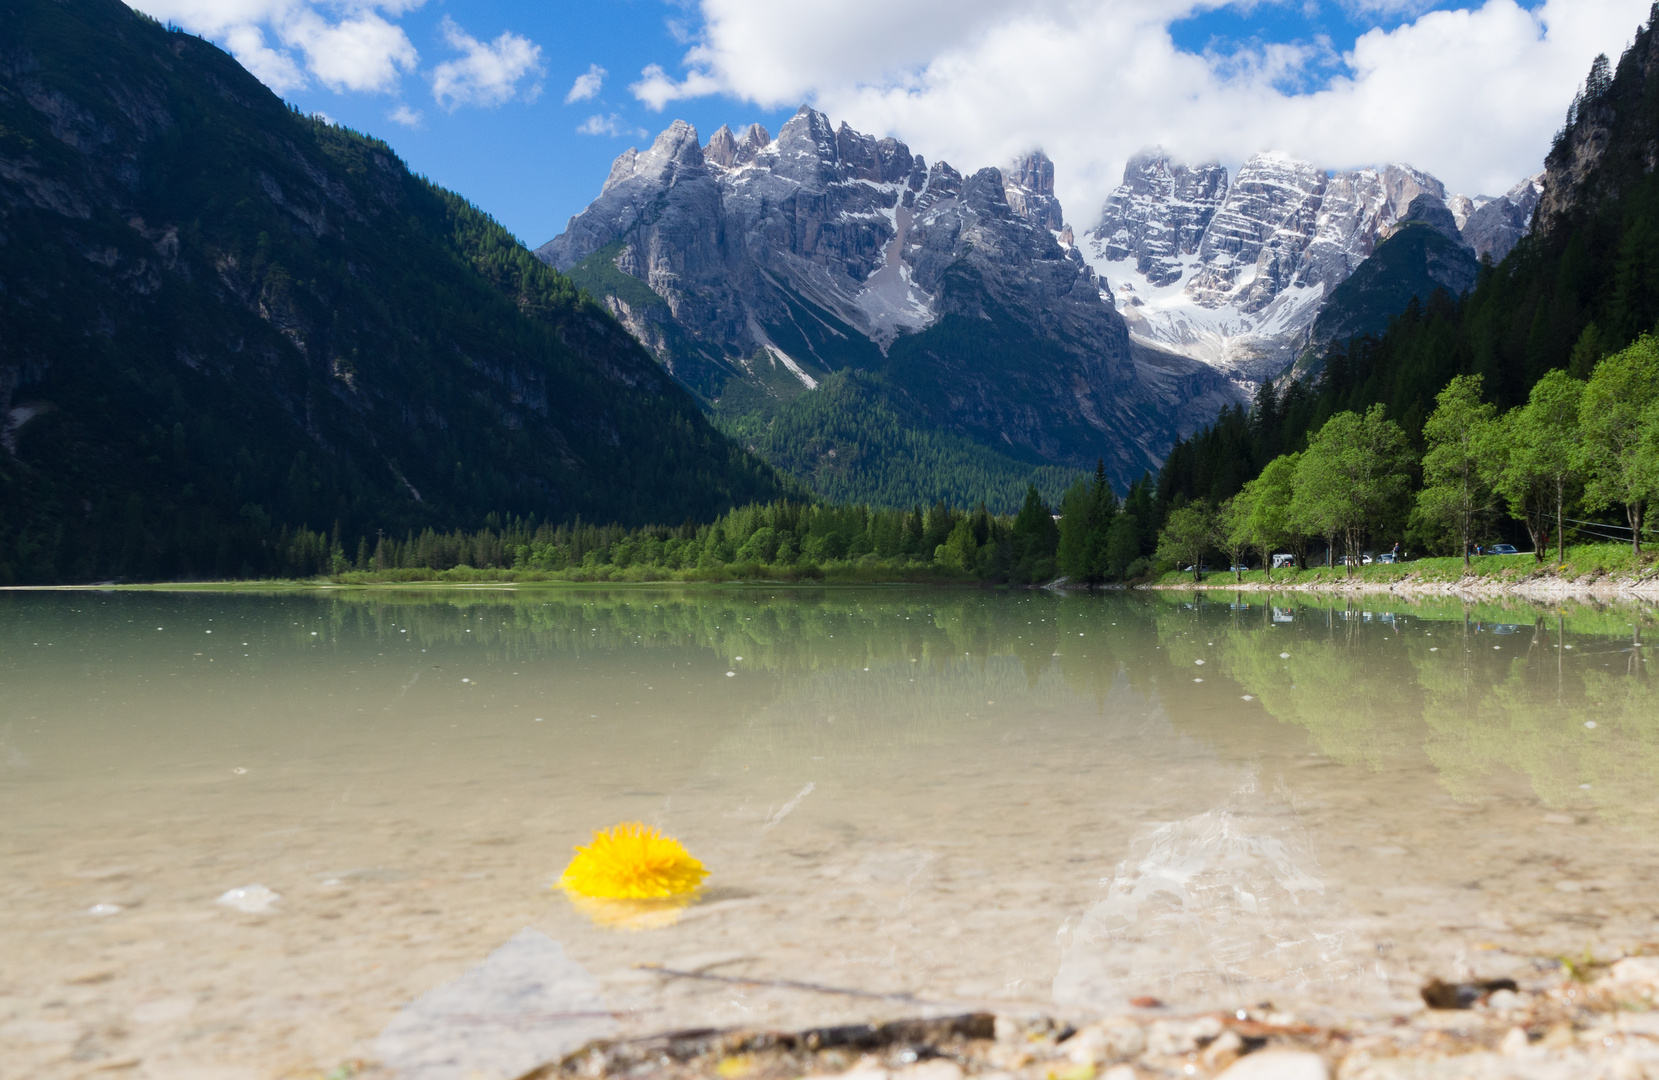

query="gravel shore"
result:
[503,958,1659,1080]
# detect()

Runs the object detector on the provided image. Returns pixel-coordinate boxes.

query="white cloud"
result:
[133,0,420,94]
[634,0,1649,221]
[631,63,725,111]
[388,103,423,126]
[577,113,647,138]
[431,16,545,110]
[283,8,416,92]
[222,22,307,92]
[565,63,606,104]
[1341,0,1441,15]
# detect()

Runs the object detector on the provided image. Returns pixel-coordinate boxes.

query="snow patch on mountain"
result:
[1083,150,1542,384]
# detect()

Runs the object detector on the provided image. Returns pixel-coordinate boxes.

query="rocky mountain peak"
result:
[1001,150,1064,231]
[705,124,739,168]
[1458,174,1542,262]
[1380,165,1444,219]
[536,108,1243,489]
[1090,150,1228,287]
[1393,192,1467,246]
[739,123,772,163]
[1086,147,1542,381]
[760,107,917,188]
[705,123,774,169]
[602,118,704,195]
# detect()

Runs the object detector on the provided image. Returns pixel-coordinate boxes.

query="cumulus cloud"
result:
[631,63,724,111]
[134,0,419,94]
[565,63,606,103]
[284,8,417,92]
[431,16,545,110]
[577,113,647,138]
[388,103,423,126]
[633,0,1649,222]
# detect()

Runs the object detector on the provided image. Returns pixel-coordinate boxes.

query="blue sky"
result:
[135,0,1635,245]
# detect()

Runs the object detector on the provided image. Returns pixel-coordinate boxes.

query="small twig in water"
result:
[636,963,933,1004]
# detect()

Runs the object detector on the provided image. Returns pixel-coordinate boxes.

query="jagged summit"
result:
[1002,150,1065,232]
[535,108,1242,490]
[1084,149,1542,381]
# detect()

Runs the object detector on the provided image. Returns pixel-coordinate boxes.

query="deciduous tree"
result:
[1417,374,1500,568]
[1578,336,1659,555]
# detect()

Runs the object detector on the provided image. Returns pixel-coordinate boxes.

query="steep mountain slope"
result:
[537,111,1243,497]
[1308,195,1483,352]
[1085,151,1540,382]
[0,0,784,583]
[721,370,1080,511]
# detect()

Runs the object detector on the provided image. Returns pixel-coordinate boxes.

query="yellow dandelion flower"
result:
[558,822,707,900]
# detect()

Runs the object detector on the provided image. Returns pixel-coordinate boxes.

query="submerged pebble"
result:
[216,884,280,913]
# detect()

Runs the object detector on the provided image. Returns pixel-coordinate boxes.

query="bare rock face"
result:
[1468,175,1543,262]
[536,108,1242,486]
[1092,152,1228,288]
[1086,151,1540,382]
[1002,150,1065,232]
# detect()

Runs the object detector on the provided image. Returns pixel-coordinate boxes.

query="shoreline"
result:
[497,956,1659,1080]
[1145,573,1659,601]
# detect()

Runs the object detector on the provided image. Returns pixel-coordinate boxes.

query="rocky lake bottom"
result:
[3,586,1658,1079]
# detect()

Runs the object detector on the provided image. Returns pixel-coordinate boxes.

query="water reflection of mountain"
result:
[1157,592,1659,834]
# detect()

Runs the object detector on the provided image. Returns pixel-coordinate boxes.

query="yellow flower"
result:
[558,822,707,900]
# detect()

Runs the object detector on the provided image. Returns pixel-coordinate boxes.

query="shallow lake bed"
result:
[3,588,1657,1078]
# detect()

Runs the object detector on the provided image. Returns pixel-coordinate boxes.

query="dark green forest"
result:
[717,370,1080,514]
[0,0,785,585]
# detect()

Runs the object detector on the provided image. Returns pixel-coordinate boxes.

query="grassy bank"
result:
[0,558,986,590]
[1153,541,1659,590]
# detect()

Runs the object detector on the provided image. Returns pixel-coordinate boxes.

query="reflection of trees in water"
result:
[264,588,1172,759]
[1164,601,1425,770]
[1151,593,1659,834]
[1419,618,1659,833]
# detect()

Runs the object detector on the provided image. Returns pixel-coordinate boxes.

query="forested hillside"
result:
[716,371,1079,513]
[0,0,784,584]
[1156,10,1659,520]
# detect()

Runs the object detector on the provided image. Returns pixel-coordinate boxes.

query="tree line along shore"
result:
[192,335,1655,592]
[1150,335,1659,586]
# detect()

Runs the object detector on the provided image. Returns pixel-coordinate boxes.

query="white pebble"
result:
[1214,1050,1329,1080]
[726,671,736,677]
[87,903,122,916]
[216,885,280,913]
[1280,652,1290,659]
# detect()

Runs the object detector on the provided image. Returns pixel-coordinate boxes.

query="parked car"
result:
[1487,543,1520,555]
[1375,553,1397,564]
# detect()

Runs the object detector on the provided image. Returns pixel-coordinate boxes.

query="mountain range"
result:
[536,111,1243,498]
[540,113,1541,501]
[1087,152,1540,381]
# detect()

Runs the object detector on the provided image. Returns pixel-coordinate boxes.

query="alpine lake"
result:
[3,585,1658,1079]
